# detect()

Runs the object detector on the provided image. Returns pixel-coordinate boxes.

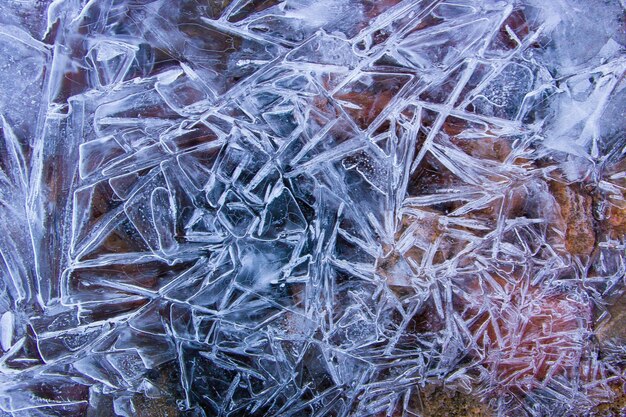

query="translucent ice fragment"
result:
[217,191,258,238]
[87,40,139,87]
[107,349,148,384]
[397,18,491,71]
[150,186,178,255]
[469,63,533,120]
[155,65,216,116]
[258,184,306,239]
[286,32,359,69]
[79,135,126,179]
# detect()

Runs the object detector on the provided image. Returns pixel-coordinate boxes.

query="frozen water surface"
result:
[0,0,625,416]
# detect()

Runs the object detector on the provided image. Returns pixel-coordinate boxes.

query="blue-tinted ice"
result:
[0,0,625,416]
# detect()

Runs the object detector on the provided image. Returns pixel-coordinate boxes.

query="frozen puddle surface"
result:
[0,1,625,416]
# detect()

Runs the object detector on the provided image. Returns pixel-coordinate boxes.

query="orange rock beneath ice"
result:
[460,275,593,397]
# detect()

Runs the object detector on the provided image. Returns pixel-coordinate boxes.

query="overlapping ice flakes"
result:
[0,0,625,416]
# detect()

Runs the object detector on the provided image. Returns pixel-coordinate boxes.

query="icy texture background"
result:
[0,0,625,416]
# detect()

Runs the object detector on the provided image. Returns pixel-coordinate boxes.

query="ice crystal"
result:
[0,0,624,416]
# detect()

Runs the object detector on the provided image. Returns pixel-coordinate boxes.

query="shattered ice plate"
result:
[0,0,625,416]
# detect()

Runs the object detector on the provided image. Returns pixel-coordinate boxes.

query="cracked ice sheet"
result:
[0,0,625,416]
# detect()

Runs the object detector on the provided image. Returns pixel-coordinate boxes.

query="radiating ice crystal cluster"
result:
[0,0,625,416]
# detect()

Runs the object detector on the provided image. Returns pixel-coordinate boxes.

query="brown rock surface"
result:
[417,385,492,417]
[590,382,626,417]
[549,181,596,257]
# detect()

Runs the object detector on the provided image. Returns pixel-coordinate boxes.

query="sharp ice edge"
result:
[0,0,624,416]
